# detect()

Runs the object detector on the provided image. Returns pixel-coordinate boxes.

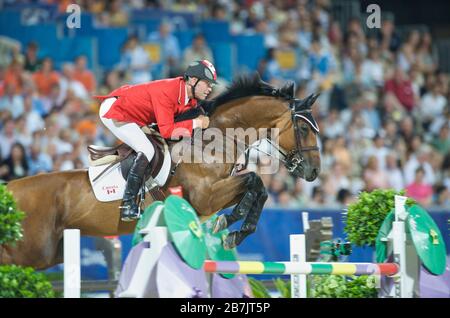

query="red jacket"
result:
[96,77,197,138]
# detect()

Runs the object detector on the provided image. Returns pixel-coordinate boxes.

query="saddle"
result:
[87,127,168,200]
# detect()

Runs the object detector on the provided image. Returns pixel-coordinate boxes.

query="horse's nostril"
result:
[311,168,319,179]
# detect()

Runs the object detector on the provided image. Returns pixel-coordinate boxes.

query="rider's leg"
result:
[99,98,155,221]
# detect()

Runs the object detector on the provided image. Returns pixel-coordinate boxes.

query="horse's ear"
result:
[281,81,295,99]
[294,92,320,112]
[307,92,320,108]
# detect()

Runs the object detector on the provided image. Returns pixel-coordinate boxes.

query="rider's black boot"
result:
[120,152,150,221]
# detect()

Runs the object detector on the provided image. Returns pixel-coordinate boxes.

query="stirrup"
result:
[145,176,158,190]
[120,201,140,221]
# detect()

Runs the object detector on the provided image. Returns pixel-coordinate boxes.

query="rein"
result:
[228,99,320,175]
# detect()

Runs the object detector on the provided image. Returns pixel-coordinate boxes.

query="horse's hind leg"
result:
[211,172,260,234]
[223,175,268,249]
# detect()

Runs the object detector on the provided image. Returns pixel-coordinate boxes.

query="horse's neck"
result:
[210,96,287,131]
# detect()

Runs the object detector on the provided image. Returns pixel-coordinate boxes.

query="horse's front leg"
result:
[211,172,261,234]
[187,172,264,248]
[222,175,268,249]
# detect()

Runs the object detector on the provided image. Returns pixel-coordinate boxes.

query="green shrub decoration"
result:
[273,277,291,298]
[0,185,25,245]
[0,265,55,298]
[344,189,415,247]
[311,275,377,298]
[248,277,272,298]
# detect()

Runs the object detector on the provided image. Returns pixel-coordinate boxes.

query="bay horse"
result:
[1,73,321,269]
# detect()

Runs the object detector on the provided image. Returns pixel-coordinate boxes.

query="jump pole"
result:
[64,229,81,298]
[203,261,399,276]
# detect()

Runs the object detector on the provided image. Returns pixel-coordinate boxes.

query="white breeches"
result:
[99,97,155,162]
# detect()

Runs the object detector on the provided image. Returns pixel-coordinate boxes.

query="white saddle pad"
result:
[88,151,172,202]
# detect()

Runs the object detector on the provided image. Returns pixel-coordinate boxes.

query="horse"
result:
[1,73,321,269]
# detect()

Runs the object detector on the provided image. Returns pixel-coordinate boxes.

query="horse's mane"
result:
[174,73,294,122]
[200,72,284,115]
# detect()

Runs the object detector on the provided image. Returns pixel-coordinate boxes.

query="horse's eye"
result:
[301,124,309,135]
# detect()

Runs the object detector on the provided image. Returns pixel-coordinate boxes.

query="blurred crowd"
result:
[0,0,449,209]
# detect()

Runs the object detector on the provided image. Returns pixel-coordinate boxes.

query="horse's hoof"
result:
[212,214,227,234]
[223,232,238,250]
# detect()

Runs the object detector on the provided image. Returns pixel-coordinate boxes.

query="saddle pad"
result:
[88,149,172,202]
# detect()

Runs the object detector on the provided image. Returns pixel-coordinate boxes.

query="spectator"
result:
[147,21,181,77]
[40,82,64,115]
[416,31,437,74]
[406,166,433,206]
[398,115,415,145]
[0,82,24,119]
[380,119,398,148]
[384,67,416,112]
[73,55,96,94]
[211,3,228,20]
[360,90,381,131]
[320,137,335,172]
[268,175,287,204]
[361,46,384,88]
[332,136,352,175]
[107,0,129,27]
[258,48,282,83]
[23,94,45,134]
[342,45,363,88]
[336,188,355,206]
[297,13,313,51]
[4,58,26,94]
[59,63,89,101]
[322,163,351,200]
[404,145,435,186]
[417,82,447,126]
[0,118,17,160]
[32,57,60,98]
[433,184,449,206]
[322,108,345,139]
[363,155,390,191]
[24,41,42,72]
[363,134,389,169]
[0,36,22,69]
[15,115,33,149]
[292,178,309,206]
[430,124,450,156]
[98,70,123,96]
[377,14,401,55]
[255,19,279,49]
[182,33,214,70]
[397,41,417,74]
[27,140,53,175]
[303,35,334,91]
[118,35,152,84]
[309,186,326,208]
[278,191,296,208]
[0,142,28,181]
[385,152,405,191]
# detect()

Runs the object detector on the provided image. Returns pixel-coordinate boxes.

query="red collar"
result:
[178,77,197,106]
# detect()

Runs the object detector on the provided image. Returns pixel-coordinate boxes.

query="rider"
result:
[96,60,217,221]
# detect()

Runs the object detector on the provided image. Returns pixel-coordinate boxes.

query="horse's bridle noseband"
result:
[284,100,320,172]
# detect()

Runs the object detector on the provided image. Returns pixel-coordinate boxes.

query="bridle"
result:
[282,96,320,172]
[231,93,320,175]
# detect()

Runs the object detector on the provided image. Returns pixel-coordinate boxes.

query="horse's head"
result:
[274,83,321,182]
[203,73,321,182]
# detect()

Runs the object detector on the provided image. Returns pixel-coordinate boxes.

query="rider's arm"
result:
[151,93,194,139]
